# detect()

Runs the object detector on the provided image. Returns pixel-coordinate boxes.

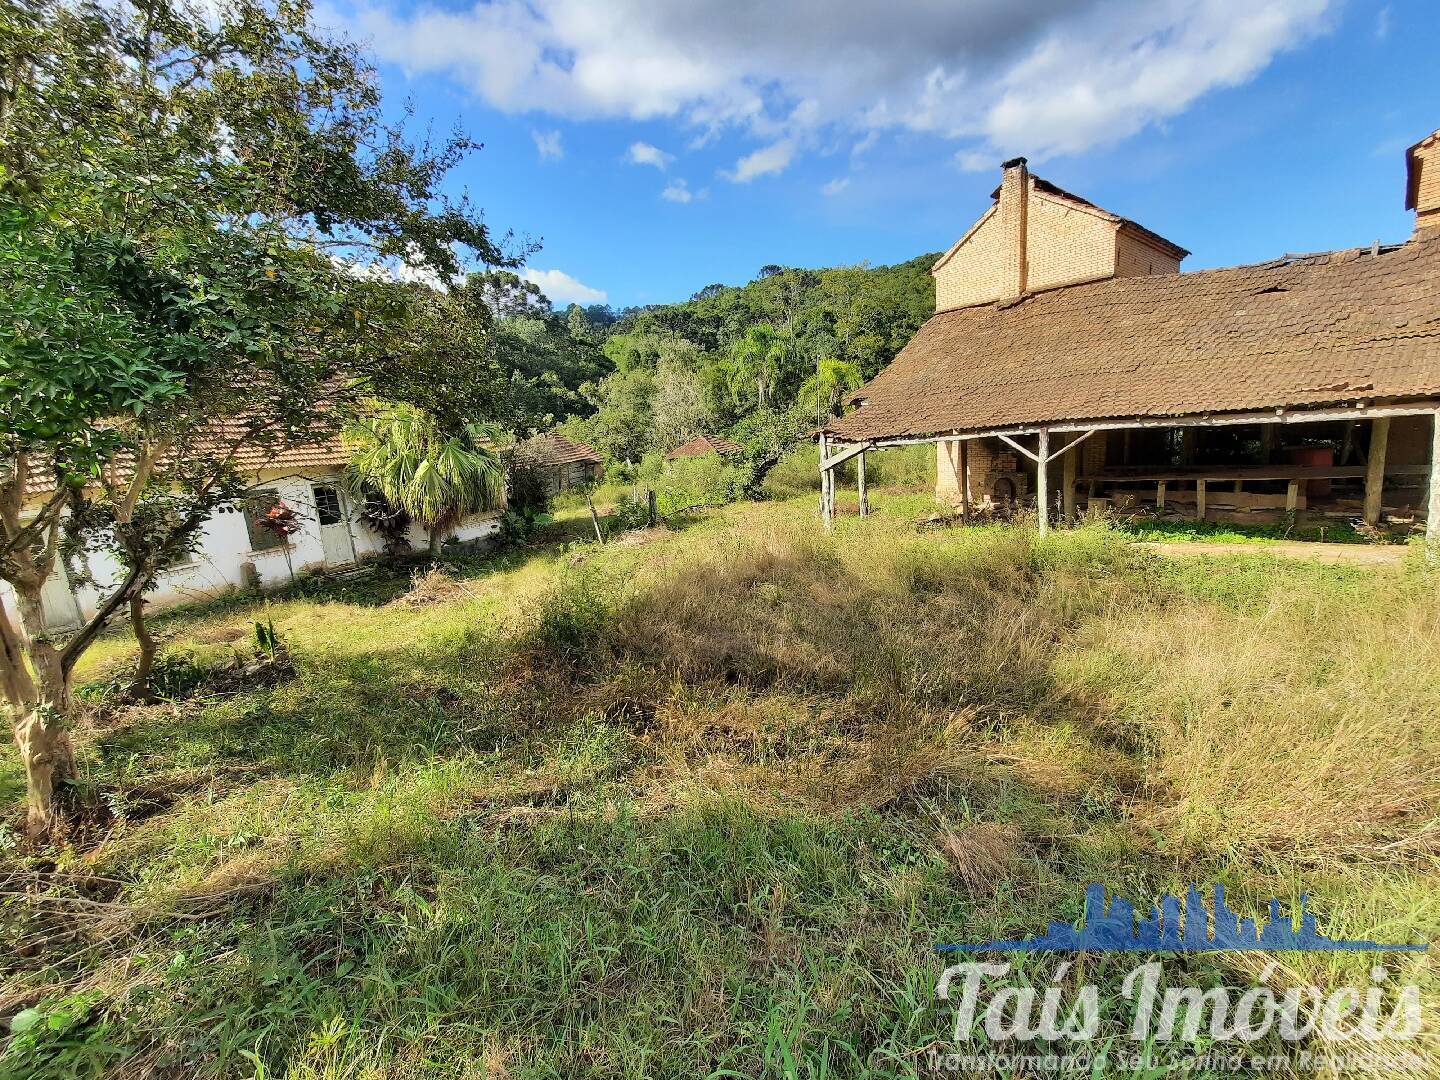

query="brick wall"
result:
[934,186,1179,312]
[1412,135,1440,230]
[935,438,1027,507]
[1025,194,1118,293]
[1114,232,1183,278]
[1080,430,1108,476]
[933,207,1013,312]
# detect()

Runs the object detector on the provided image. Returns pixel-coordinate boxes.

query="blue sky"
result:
[322,0,1439,309]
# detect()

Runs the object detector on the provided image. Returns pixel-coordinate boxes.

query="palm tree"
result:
[344,403,505,559]
[728,324,787,409]
[798,357,863,419]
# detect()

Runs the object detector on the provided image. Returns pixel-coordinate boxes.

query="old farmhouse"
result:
[3,434,503,635]
[818,129,1440,541]
[665,434,743,462]
[516,434,604,494]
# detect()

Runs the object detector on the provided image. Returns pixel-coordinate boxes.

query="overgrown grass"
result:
[2,495,1436,1078]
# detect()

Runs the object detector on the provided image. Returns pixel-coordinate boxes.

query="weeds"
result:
[2,495,1435,1078]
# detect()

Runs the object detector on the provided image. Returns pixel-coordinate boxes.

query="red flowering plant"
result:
[257,501,302,542]
[255,500,304,582]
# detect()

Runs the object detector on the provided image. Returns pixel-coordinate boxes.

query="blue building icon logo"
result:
[938,883,1427,954]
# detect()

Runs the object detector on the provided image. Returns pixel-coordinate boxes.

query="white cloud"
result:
[627,140,674,168]
[520,267,608,305]
[849,130,879,159]
[337,0,1333,168]
[660,177,708,203]
[727,139,794,182]
[532,129,564,161]
[821,177,850,196]
[1375,5,1391,40]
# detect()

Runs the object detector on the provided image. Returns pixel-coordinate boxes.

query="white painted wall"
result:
[1,467,502,634]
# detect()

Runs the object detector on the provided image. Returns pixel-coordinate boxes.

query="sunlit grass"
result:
[3,491,1436,1078]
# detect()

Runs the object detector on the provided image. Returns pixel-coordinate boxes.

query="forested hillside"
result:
[488,255,939,480]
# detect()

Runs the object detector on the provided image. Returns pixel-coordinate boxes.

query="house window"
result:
[162,547,198,572]
[312,485,343,526]
[243,489,287,551]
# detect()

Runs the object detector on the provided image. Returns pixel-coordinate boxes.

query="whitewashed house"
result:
[3,435,502,635]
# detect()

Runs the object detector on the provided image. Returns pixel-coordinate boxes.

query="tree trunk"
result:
[11,587,78,841]
[427,526,442,559]
[128,591,156,701]
[0,604,34,709]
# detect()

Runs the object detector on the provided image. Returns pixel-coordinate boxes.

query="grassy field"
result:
[2,493,1437,1078]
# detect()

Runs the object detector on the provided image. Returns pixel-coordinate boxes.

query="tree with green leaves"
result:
[727,323,789,410]
[344,404,505,558]
[798,357,864,420]
[0,0,512,838]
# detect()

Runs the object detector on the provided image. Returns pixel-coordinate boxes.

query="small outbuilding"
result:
[664,434,743,462]
[516,433,604,494]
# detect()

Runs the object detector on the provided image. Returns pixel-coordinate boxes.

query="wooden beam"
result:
[1156,480,1166,511]
[1363,417,1390,525]
[1285,480,1299,512]
[819,434,832,531]
[1036,427,1050,537]
[1087,464,1424,483]
[959,439,971,524]
[1195,479,1207,521]
[844,400,1440,450]
[820,440,874,472]
[1062,434,1077,521]
[1049,428,1098,459]
[856,451,868,518]
[996,433,1040,463]
[1429,411,1440,548]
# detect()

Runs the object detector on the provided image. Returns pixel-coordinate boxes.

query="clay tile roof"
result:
[825,233,1440,443]
[664,434,743,460]
[21,427,349,501]
[516,433,602,467]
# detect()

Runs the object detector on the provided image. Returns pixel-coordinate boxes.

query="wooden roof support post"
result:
[1428,410,1440,550]
[1363,417,1391,525]
[959,438,971,524]
[856,450,868,518]
[819,434,832,531]
[1062,433,1078,522]
[1196,478,1208,521]
[1037,428,1052,534]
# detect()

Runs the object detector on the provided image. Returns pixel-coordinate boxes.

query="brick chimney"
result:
[1405,129,1440,233]
[998,156,1030,297]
